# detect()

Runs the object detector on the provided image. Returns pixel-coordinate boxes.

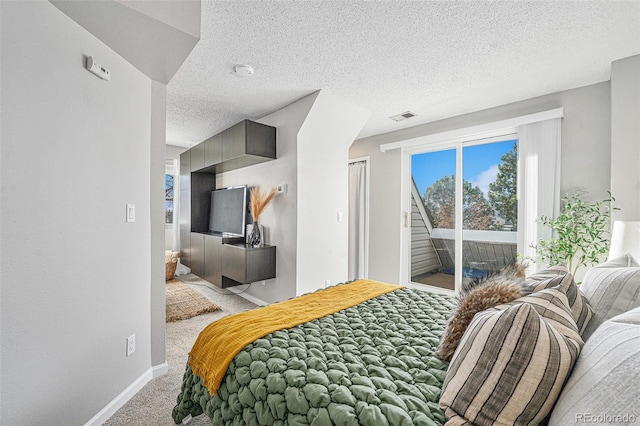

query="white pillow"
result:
[580,254,640,340]
[549,306,640,425]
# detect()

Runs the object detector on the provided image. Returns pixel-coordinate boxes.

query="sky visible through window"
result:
[412,139,516,197]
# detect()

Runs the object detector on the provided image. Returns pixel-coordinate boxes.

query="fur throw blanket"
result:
[436,262,526,362]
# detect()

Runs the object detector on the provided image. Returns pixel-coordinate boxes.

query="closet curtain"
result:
[348,161,367,280]
[517,117,562,272]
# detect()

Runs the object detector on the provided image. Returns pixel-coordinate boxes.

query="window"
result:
[387,110,563,291]
[165,160,177,226]
[410,137,518,291]
[165,174,174,224]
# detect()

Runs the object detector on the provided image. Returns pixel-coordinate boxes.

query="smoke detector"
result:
[234,64,254,77]
[389,111,416,122]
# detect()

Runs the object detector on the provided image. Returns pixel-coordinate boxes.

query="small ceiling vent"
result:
[389,111,416,122]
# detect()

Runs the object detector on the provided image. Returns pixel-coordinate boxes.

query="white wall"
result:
[0,2,156,424]
[348,142,403,284]
[150,81,167,369]
[296,91,370,294]
[166,144,188,160]
[50,0,200,85]
[350,81,612,284]
[611,55,640,221]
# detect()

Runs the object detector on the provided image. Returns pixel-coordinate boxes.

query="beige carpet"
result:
[166,279,221,322]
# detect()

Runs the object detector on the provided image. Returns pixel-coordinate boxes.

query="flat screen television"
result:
[208,185,248,237]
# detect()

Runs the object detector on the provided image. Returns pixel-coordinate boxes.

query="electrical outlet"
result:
[126,334,135,357]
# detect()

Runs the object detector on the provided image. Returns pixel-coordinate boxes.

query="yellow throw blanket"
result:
[188,279,402,396]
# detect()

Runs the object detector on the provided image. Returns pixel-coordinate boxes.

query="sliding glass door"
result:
[410,149,458,290]
[409,137,519,292]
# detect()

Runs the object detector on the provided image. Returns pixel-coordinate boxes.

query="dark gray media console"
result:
[179,119,277,288]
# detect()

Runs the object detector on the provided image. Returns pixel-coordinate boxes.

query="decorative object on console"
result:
[532,190,618,277]
[246,223,264,246]
[249,186,277,247]
[248,222,262,247]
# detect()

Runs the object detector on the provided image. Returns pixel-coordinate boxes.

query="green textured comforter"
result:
[173,287,454,426]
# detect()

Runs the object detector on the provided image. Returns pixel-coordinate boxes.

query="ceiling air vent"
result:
[389,111,416,122]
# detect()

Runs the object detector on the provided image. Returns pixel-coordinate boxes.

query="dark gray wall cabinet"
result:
[179,119,277,286]
[190,140,205,172]
[191,234,275,288]
[189,232,205,278]
[203,234,223,287]
[204,133,222,168]
[197,119,276,173]
[222,244,277,286]
[190,172,216,233]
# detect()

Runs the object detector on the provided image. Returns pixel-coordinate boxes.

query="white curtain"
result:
[349,161,367,280]
[517,118,562,272]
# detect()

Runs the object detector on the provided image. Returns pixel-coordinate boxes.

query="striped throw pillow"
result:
[439,288,583,426]
[579,254,640,340]
[522,266,593,336]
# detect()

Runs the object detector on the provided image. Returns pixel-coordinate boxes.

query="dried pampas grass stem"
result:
[250,187,277,222]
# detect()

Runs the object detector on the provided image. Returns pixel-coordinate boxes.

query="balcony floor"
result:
[411,272,455,291]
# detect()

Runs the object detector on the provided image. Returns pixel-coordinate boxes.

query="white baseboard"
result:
[235,291,268,307]
[153,361,169,378]
[84,362,168,426]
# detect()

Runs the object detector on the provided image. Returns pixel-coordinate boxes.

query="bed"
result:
[173,256,640,426]
[172,280,455,425]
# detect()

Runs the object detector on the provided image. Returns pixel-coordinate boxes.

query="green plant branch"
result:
[531,190,619,280]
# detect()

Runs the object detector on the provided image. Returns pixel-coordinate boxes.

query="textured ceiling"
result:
[166,1,640,147]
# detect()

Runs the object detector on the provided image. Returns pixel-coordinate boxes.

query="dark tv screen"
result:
[208,186,247,236]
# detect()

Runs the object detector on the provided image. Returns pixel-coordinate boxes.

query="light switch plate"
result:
[126,204,135,223]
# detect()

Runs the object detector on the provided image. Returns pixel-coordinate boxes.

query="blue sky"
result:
[412,139,517,197]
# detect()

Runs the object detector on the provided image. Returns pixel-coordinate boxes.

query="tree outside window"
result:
[421,142,518,231]
[423,175,494,229]
[488,142,518,230]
